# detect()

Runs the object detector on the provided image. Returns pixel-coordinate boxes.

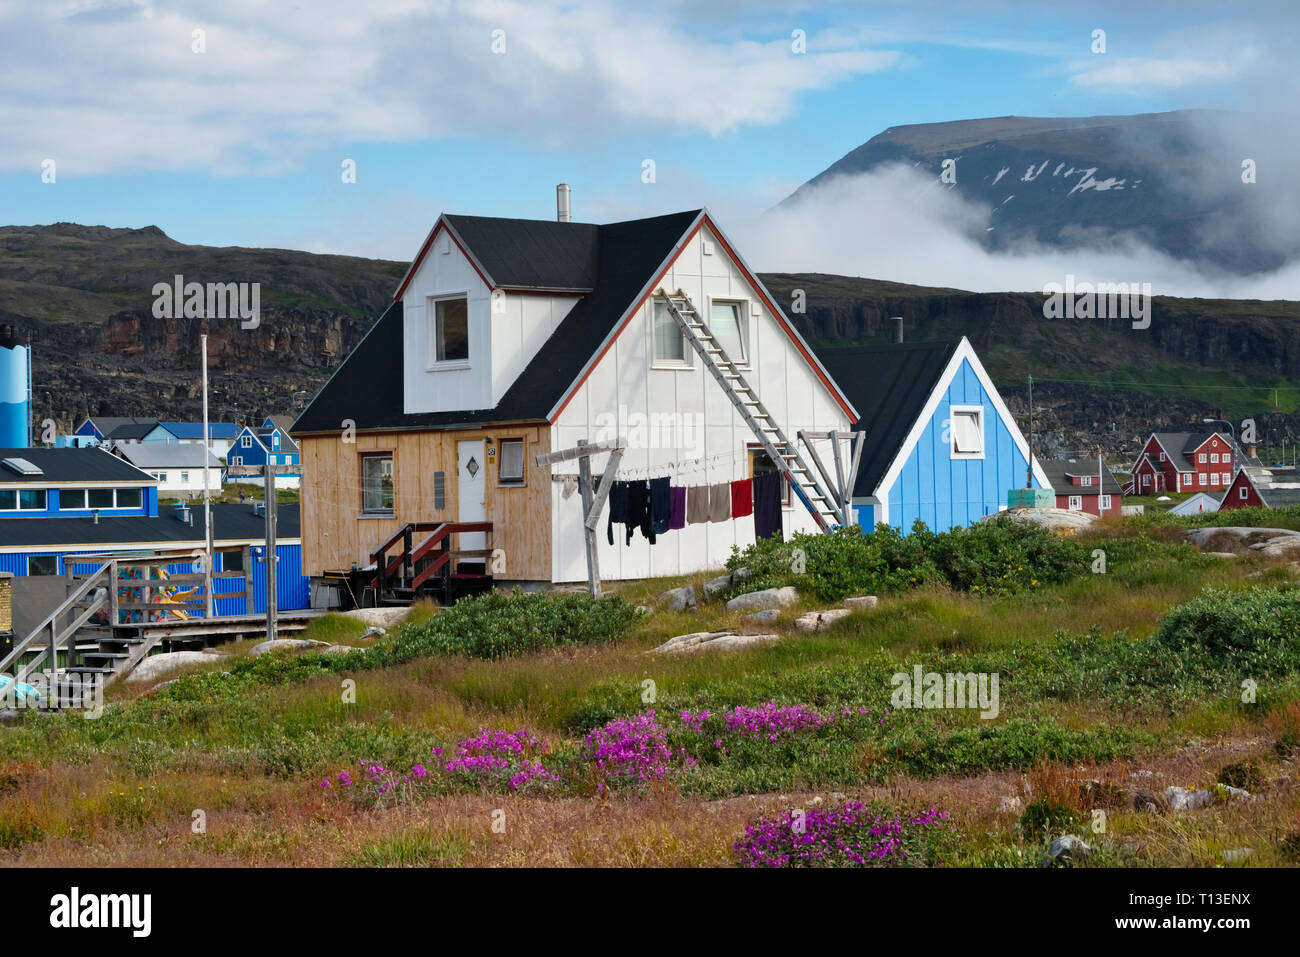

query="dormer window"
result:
[431,296,469,364]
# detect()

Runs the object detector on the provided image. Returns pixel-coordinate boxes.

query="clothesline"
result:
[596,471,784,546]
[550,445,756,482]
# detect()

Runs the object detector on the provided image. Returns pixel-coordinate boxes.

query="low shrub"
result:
[732,802,961,867]
[1152,586,1300,675]
[722,517,1089,602]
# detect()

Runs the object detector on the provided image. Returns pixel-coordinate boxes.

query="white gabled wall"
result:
[401,228,494,414]
[550,224,851,583]
[400,224,582,413]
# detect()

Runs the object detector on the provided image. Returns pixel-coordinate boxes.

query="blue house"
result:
[817,337,1049,532]
[228,417,301,488]
[74,416,156,443]
[0,447,159,519]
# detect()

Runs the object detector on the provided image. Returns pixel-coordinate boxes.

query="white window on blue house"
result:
[272,433,280,448]
[241,434,252,449]
[949,406,984,459]
[0,488,46,510]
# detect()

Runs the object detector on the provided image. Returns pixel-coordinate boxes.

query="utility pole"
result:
[201,334,213,618]
[1026,374,1034,489]
[264,461,277,641]
[225,462,296,638]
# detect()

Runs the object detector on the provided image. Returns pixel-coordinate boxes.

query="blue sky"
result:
[1,0,1292,263]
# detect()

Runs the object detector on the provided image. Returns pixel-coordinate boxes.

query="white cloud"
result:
[1068,56,1240,92]
[0,0,900,175]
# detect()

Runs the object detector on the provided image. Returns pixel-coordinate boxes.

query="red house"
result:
[1220,469,1300,511]
[1128,432,1236,496]
[1041,458,1123,517]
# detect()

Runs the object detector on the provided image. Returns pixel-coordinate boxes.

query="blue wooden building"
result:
[817,337,1049,532]
[229,417,301,488]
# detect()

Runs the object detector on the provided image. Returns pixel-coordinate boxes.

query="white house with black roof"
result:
[293,205,857,587]
[816,338,1050,532]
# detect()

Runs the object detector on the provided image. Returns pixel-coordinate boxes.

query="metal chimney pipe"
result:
[893,316,904,343]
[556,184,571,223]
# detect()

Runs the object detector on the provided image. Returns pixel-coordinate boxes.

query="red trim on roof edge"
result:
[548,214,856,423]
[394,219,495,301]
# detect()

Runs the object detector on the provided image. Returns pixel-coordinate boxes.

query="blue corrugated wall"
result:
[854,357,1043,534]
[1,544,309,614]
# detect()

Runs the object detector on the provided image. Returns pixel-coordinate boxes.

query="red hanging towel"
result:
[730,477,753,517]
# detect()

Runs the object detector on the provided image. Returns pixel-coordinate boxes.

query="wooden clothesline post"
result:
[796,430,865,526]
[534,437,625,598]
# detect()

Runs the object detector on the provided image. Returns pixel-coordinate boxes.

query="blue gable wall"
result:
[857,356,1044,533]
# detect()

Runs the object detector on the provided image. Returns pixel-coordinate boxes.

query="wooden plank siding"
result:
[298,426,552,581]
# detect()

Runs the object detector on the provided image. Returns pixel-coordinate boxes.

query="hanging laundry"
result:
[626,480,653,544]
[707,482,731,523]
[668,485,687,530]
[730,477,753,518]
[686,485,710,525]
[753,472,783,540]
[600,478,629,546]
[649,476,671,535]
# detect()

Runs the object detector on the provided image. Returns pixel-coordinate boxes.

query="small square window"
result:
[1199,473,1206,486]
[1068,495,1082,511]
[433,297,469,363]
[653,300,688,365]
[1222,472,1230,485]
[222,550,245,573]
[949,407,984,458]
[1210,453,1219,463]
[1100,495,1112,510]
[498,439,525,485]
[1210,473,1220,486]
[1198,453,1206,463]
[28,555,58,576]
[241,434,252,448]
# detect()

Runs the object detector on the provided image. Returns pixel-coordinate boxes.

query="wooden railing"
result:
[0,561,114,683]
[369,522,494,600]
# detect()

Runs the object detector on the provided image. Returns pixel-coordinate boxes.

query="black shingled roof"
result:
[0,448,155,484]
[294,210,702,434]
[0,504,300,548]
[814,340,961,498]
[443,215,600,291]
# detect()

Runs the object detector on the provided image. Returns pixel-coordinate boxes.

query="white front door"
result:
[457,439,486,553]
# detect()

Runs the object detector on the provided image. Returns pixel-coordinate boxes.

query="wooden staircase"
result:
[368,521,495,606]
[657,288,840,531]
[0,561,168,710]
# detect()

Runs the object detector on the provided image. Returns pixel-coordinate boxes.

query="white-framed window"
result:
[1198,453,1206,463]
[241,434,252,449]
[272,433,280,448]
[708,300,749,365]
[361,453,394,513]
[1210,453,1219,463]
[1240,486,1249,500]
[0,488,46,510]
[180,471,190,483]
[652,300,689,366]
[230,455,242,467]
[1221,472,1230,485]
[498,438,525,486]
[1159,452,1166,462]
[1142,473,1151,488]
[1210,473,1220,486]
[1080,475,1093,486]
[1100,494,1112,510]
[430,295,469,365]
[949,406,984,459]
[1068,495,1083,511]
[1198,473,1206,486]
[1223,452,1231,465]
